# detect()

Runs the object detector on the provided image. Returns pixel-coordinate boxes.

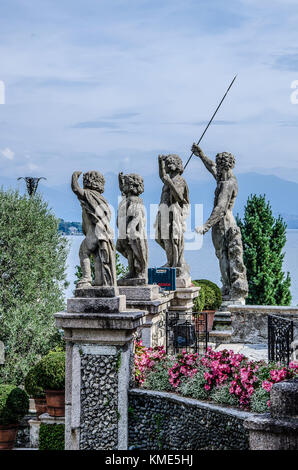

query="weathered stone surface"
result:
[155,154,190,285]
[116,173,148,284]
[229,305,298,344]
[128,389,250,450]
[168,286,200,314]
[118,277,147,286]
[67,295,126,314]
[118,285,160,301]
[71,170,116,287]
[270,378,298,419]
[192,144,248,303]
[244,379,298,450]
[80,352,119,450]
[55,311,146,335]
[75,286,119,298]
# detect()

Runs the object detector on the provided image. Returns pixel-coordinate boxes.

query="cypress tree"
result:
[236,194,291,305]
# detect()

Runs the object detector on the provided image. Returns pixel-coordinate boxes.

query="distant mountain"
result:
[1,172,298,227]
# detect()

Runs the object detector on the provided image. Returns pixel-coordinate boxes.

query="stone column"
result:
[244,378,298,450]
[55,286,146,450]
[168,286,200,318]
[118,283,174,348]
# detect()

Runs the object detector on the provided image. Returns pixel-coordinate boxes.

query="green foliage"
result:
[236,194,291,305]
[35,351,65,391]
[178,368,209,400]
[75,252,128,285]
[192,279,222,311]
[143,359,174,392]
[250,387,270,413]
[0,384,29,425]
[210,384,238,407]
[0,189,68,385]
[39,423,65,450]
[24,365,45,398]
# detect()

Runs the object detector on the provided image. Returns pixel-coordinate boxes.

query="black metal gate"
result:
[166,311,209,354]
[268,314,294,366]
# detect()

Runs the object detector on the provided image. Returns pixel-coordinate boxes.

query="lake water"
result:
[65,230,298,306]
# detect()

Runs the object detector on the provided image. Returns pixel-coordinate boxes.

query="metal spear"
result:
[184,74,237,170]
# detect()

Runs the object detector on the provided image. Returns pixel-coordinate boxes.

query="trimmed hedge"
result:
[0,384,29,425]
[35,351,65,391]
[24,366,45,398]
[192,279,222,311]
[39,423,65,450]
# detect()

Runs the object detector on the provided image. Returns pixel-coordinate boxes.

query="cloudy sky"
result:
[1,0,298,186]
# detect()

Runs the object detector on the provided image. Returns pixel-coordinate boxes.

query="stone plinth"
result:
[168,286,200,316]
[55,289,146,450]
[118,284,174,348]
[244,379,298,450]
[28,419,41,448]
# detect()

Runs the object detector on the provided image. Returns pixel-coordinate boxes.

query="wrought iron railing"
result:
[268,314,294,366]
[166,311,209,355]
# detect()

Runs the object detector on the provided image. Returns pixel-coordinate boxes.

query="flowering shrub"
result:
[168,351,200,388]
[134,340,166,385]
[134,342,298,412]
[200,347,247,392]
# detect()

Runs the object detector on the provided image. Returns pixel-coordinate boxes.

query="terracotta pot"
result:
[194,310,216,333]
[0,424,18,450]
[45,390,65,417]
[34,397,48,418]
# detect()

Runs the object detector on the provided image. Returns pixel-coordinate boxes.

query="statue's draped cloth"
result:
[81,189,116,285]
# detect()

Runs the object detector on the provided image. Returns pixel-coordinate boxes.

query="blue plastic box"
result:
[148,267,176,291]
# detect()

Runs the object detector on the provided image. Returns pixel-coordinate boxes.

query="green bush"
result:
[143,360,174,392]
[24,365,45,398]
[39,423,65,450]
[250,387,270,413]
[179,368,209,400]
[192,279,222,311]
[0,384,29,425]
[0,189,68,385]
[210,384,238,407]
[35,351,65,391]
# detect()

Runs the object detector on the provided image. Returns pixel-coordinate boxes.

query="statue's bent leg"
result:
[79,238,93,285]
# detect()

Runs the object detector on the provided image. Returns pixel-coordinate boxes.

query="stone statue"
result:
[191,143,248,303]
[71,170,116,288]
[155,154,191,287]
[116,172,148,283]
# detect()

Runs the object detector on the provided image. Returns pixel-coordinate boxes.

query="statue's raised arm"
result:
[191,143,217,179]
[71,171,85,199]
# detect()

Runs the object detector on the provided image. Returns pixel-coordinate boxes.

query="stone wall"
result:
[229,305,298,344]
[128,389,251,450]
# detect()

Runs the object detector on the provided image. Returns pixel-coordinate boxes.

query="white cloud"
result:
[1,147,14,160]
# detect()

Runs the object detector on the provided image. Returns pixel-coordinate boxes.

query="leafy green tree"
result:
[0,189,68,385]
[236,194,291,305]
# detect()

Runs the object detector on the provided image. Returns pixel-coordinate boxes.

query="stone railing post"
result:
[55,286,146,450]
[244,378,298,450]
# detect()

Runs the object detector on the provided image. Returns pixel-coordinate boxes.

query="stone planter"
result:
[0,424,18,450]
[34,397,48,418]
[45,390,65,417]
[194,311,215,333]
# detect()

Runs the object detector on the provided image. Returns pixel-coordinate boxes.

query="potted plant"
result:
[0,384,29,450]
[35,350,65,417]
[24,366,47,418]
[192,279,222,332]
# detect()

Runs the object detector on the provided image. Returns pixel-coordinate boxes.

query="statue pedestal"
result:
[168,286,200,321]
[55,288,146,450]
[118,284,174,348]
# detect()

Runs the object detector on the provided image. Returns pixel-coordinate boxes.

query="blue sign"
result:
[148,267,176,291]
